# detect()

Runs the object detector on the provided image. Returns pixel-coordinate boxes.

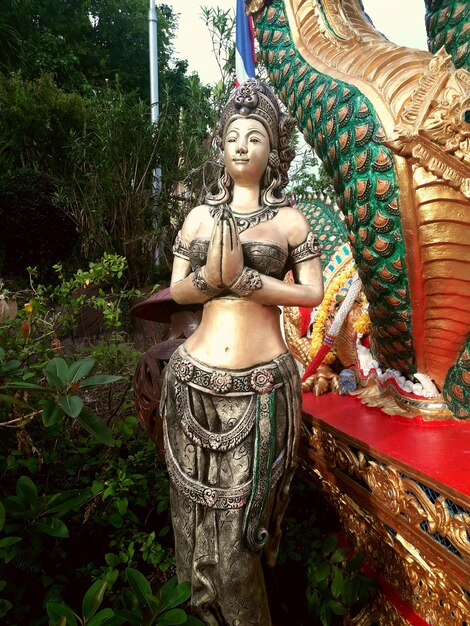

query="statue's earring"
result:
[268,150,280,169]
[219,153,226,168]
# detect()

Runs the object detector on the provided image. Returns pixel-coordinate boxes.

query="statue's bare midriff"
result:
[184,297,287,369]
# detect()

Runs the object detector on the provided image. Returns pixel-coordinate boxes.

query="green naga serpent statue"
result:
[245,0,470,420]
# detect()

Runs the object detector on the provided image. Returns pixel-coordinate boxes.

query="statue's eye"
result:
[463,110,470,124]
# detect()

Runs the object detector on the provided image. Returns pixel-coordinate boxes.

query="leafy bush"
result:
[276,479,378,626]
[0,277,176,624]
[306,534,378,625]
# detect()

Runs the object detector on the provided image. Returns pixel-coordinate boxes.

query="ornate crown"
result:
[218,79,281,148]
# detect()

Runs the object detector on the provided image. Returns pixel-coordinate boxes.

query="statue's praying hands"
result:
[205,207,244,290]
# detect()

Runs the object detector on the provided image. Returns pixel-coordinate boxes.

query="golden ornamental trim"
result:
[385,48,470,199]
[307,424,470,565]
[311,0,359,46]
[301,424,470,624]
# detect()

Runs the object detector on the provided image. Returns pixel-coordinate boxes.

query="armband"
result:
[290,232,321,264]
[172,230,190,260]
[229,267,262,297]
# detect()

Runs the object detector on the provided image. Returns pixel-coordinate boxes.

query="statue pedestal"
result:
[301,393,470,625]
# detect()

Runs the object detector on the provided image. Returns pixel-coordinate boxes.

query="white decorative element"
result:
[414,373,440,398]
[356,344,441,398]
[357,343,374,376]
[328,273,363,336]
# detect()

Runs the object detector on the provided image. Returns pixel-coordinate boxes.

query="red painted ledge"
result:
[302,392,470,498]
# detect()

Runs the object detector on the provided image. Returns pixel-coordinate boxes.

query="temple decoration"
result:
[246,0,470,420]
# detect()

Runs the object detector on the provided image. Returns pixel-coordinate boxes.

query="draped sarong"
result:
[160,345,301,626]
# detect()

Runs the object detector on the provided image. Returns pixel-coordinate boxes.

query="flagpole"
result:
[149,0,162,261]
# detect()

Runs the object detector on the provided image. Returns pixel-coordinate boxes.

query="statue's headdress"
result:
[209,79,296,206]
[218,79,281,148]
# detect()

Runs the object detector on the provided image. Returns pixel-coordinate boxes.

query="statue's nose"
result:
[236,143,248,154]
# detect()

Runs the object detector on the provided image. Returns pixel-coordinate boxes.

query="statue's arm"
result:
[245,208,324,308]
[170,206,227,305]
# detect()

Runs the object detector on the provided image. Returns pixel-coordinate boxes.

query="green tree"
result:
[0,1,177,99]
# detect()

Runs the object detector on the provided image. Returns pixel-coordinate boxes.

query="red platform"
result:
[302,393,470,500]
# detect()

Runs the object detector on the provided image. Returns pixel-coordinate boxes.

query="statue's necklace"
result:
[209,204,279,234]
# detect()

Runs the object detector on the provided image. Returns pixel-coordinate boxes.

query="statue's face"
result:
[224,117,270,185]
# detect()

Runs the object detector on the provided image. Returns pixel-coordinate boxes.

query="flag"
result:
[235,0,256,85]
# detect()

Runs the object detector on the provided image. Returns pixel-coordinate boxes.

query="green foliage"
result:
[0,2,217,282]
[278,480,378,625]
[0,74,87,175]
[0,269,178,623]
[0,0,177,98]
[200,6,236,117]
[45,572,205,626]
[24,253,147,336]
[305,533,378,625]
[287,136,335,197]
[0,345,118,444]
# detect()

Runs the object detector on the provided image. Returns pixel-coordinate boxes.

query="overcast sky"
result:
[166,0,428,85]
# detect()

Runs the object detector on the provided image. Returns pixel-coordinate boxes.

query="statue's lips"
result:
[232,158,249,163]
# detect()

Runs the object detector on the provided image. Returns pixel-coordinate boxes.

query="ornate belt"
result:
[170,346,285,396]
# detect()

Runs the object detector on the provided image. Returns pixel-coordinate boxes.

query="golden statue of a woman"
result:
[160,80,323,625]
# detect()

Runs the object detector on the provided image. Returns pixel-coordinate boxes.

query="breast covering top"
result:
[188,237,289,280]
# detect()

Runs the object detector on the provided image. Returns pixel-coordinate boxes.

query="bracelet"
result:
[229,267,262,297]
[192,266,219,295]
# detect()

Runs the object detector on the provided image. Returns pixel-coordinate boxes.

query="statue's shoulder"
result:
[279,204,311,243]
[180,204,211,239]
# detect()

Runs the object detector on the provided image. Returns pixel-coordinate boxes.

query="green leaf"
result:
[331,566,344,599]
[79,375,122,388]
[45,370,65,389]
[322,534,337,556]
[185,616,205,626]
[45,490,90,517]
[319,603,332,626]
[328,600,346,616]
[82,579,108,621]
[46,602,78,626]
[0,359,20,374]
[67,358,95,383]
[112,609,142,625]
[105,552,120,568]
[314,561,330,582]
[42,399,65,427]
[77,407,114,446]
[341,577,359,606]
[45,358,68,387]
[0,502,4,531]
[16,475,38,508]
[331,547,349,564]
[125,568,153,610]
[59,395,84,418]
[34,517,69,538]
[0,599,12,619]
[0,347,4,361]
[0,536,22,548]
[159,579,190,612]
[88,608,115,626]
[157,608,187,625]
[0,381,44,390]
[116,497,128,515]
[53,618,67,626]
[346,552,366,573]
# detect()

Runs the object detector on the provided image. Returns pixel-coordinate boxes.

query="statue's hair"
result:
[206,79,296,208]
